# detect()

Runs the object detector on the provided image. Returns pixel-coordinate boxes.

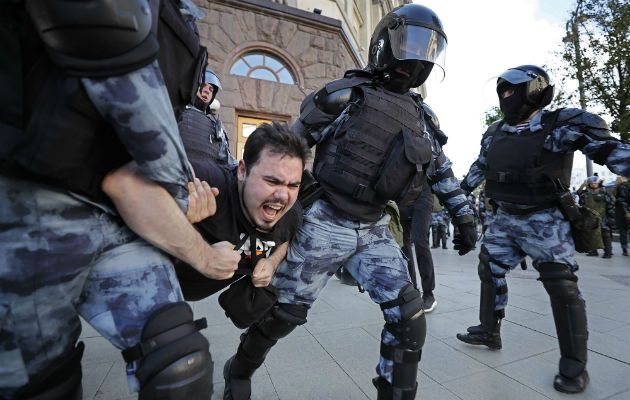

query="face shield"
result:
[497,68,538,85]
[388,23,447,80]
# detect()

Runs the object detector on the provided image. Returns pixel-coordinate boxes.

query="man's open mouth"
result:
[262,203,284,221]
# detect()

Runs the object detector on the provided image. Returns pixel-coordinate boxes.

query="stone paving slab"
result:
[80,247,630,399]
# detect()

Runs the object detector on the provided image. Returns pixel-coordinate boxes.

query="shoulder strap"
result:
[325,75,372,94]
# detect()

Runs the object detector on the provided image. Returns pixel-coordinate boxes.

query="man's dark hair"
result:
[242,121,310,174]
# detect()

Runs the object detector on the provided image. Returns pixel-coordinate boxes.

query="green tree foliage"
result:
[483,106,503,127]
[561,0,630,141]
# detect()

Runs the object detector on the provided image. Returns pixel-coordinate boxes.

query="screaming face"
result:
[238,148,303,231]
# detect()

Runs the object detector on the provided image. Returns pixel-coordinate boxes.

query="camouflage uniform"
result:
[0,62,191,398]
[272,130,474,384]
[462,108,630,312]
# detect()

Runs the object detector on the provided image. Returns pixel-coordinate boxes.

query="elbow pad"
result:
[26,0,158,77]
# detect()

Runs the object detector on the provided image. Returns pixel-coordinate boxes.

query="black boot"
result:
[540,265,589,394]
[224,309,302,400]
[586,250,598,256]
[372,376,417,400]
[623,247,629,256]
[459,253,504,350]
[456,319,502,350]
[223,353,257,400]
[554,370,589,394]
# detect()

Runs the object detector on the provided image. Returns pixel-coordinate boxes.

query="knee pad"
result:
[16,342,84,400]
[239,303,309,365]
[379,285,425,398]
[121,302,213,400]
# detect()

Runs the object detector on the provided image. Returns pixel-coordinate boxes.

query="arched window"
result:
[230,51,295,84]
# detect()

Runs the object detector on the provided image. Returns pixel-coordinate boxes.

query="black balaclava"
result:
[193,95,210,112]
[498,82,537,125]
[383,60,431,94]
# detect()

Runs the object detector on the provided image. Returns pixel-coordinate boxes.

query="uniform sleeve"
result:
[545,110,630,178]
[461,134,493,194]
[81,61,192,211]
[429,155,474,223]
[478,191,486,214]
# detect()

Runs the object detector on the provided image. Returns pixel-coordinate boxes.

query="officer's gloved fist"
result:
[453,223,477,255]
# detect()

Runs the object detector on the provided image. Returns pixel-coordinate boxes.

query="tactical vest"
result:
[0,0,205,202]
[313,76,432,221]
[484,110,573,206]
[583,191,607,218]
[179,106,225,163]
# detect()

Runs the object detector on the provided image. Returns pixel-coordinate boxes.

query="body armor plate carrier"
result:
[484,110,571,206]
[179,106,223,163]
[313,76,432,221]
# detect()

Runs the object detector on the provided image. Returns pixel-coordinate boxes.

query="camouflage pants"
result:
[0,176,183,397]
[483,207,580,311]
[271,200,414,383]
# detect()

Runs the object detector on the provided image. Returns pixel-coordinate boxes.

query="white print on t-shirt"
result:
[238,233,276,259]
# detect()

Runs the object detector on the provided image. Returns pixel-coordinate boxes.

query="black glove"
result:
[453,222,477,255]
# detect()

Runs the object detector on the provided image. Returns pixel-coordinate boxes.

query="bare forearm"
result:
[102,163,209,268]
[268,242,289,271]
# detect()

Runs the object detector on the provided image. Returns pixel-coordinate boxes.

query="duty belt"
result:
[497,203,556,215]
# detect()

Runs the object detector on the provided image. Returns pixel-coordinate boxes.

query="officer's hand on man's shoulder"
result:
[186,177,219,223]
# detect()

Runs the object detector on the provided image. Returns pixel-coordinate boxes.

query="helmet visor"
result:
[389,24,446,73]
[498,68,538,85]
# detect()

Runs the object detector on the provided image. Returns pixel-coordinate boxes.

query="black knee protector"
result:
[121,302,213,400]
[232,304,308,379]
[478,246,505,332]
[379,285,426,399]
[539,263,588,378]
[16,342,84,400]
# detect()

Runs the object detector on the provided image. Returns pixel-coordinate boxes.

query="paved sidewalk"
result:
[80,246,630,399]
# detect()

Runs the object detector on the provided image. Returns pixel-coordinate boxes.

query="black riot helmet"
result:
[496,65,554,109]
[368,4,447,91]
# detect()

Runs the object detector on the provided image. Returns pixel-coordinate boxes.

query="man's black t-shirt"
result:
[176,161,303,300]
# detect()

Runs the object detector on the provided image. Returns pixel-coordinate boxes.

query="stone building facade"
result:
[193,0,409,158]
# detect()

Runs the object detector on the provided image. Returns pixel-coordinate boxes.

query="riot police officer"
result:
[222,5,477,400]
[180,68,237,165]
[0,1,223,398]
[456,65,630,394]
[578,176,616,258]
